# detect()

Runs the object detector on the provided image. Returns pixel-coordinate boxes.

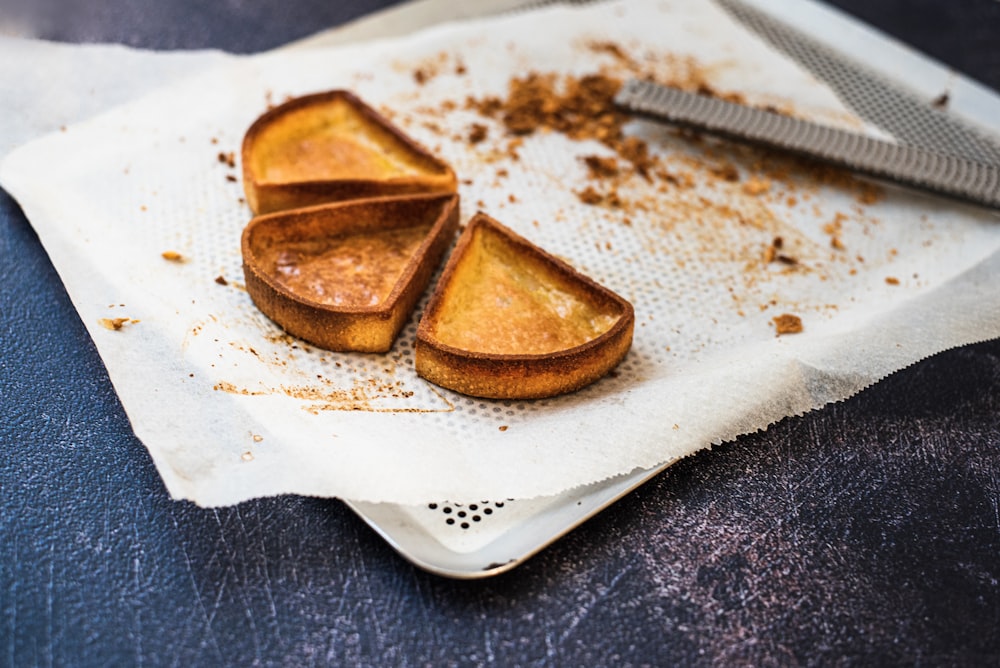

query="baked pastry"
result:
[242,90,457,215]
[415,213,634,399]
[242,193,459,352]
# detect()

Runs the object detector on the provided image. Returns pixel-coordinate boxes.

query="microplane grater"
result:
[714,0,1000,167]
[614,79,1000,211]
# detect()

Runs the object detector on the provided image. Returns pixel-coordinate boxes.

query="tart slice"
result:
[415,213,634,399]
[242,90,457,215]
[242,193,459,352]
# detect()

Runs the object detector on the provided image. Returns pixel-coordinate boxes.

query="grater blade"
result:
[614,78,1000,212]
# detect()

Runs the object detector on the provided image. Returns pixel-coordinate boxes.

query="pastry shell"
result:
[242,90,457,215]
[415,213,634,399]
[242,193,459,353]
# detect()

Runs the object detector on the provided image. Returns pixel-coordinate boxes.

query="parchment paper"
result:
[3,0,999,506]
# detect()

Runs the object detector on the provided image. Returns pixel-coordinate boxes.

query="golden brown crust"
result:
[242,90,457,215]
[242,193,459,352]
[415,213,634,399]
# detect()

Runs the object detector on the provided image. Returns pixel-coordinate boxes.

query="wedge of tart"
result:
[415,213,634,399]
[242,90,457,215]
[242,193,459,352]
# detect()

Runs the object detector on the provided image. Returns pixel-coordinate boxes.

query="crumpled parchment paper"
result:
[3,0,999,506]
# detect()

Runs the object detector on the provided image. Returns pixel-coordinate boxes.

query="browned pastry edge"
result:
[241,193,459,353]
[241,90,458,215]
[414,212,635,399]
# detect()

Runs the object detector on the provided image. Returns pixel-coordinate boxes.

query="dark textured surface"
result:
[1,1,999,665]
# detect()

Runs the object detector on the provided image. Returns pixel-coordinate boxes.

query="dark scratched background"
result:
[1,0,999,665]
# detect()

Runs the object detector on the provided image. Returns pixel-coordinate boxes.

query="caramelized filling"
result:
[263,224,431,307]
[431,229,621,354]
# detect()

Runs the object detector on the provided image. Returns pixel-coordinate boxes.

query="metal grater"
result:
[614,79,1000,211]
[714,0,1000,166]
[346,0,1000,578]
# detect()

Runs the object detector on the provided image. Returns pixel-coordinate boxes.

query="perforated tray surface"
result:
[347,0,1000,578]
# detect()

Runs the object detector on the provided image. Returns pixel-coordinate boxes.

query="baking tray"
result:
[345,0,1000,578]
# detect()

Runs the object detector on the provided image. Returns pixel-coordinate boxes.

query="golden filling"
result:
[431,230,620,355]
[264,224,431,307]
[255,103,424,183]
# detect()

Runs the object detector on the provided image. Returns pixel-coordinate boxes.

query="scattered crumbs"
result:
[413,68,428,85]
[210,137,219,144]
[499,425,509,432]
[225,174,237,182]
[508,193,517,203]
[742,176,771,196]
[99,317,137,331]
[217,151,236,168]
[575,185,620,207]
[711,163,739,182]
[241,451,255,462]
[772,313,803,336]
[161,250,185,262]
[455,61,467,75]
[885,276,900,285]
[215,275,229,286]
[672,424,679,430]
[252,434,264,443]
[583,155,620,178]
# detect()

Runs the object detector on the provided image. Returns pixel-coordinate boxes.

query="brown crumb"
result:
[742,176,771,196]
[161,250,184,262]
[931,92,950,110]
[856,183,883,205]
[711,163,739,182]
[413,68,428,85]
[577,186,603,205]
[885,276,900,285]
[772,313,803,336]
[499,425,509,432]
[99,317,134,331]
[468,123,488,144]
[582,155,620,178]
[215,275,229,286]
[217,151,235,168]
[575,185,621,207]
[587,40,637,68]
[225,174,237,182]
